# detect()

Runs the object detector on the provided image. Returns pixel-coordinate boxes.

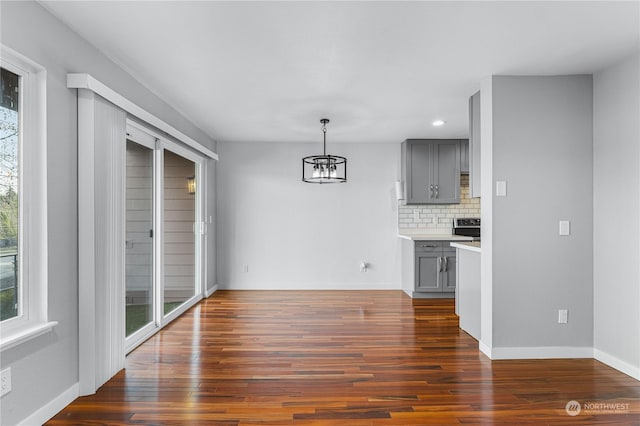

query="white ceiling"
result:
[42,1,639,144]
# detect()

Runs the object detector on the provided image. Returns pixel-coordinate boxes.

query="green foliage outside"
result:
[1,297,185,332]
[126,302,184,337]
[1,68,20,245]
[0,288,16,321]
[0,187,18,242]
[1,68,21,323]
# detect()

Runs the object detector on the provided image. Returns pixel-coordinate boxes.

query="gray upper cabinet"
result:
[402,139,460,204]
[460,139,469,174]
[432,142,460,203]
[469,91,481,198]
[407,142,432,203]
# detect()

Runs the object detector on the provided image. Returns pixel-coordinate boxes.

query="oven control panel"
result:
[454,218,480,227]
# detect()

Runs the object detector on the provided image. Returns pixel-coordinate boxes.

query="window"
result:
[0,46,55,351]
[0,67,20,322]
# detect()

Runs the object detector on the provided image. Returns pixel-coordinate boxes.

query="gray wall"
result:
[593,53,640,376]
[216,141,401,290]
[0,2,216,424]
[491,75,594,349]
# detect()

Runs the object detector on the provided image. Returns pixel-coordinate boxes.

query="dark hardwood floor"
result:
[48,290,640,425]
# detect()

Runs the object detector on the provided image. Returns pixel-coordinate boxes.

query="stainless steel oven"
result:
[453,218,480,241]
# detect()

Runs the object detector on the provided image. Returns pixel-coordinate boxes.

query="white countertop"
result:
[398,230,474,242]
[450,241,481,253]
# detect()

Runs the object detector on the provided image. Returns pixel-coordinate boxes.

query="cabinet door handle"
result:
[443,256,448,271]
[438,256,442,272]
[420,244,437,248]
[435,184,439,198]
[430,184,434,198]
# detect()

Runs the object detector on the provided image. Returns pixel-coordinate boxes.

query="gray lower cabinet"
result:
[415,241,456,294]
[416,252,441,291]
[443,250,456,291]
[402,139,460,204]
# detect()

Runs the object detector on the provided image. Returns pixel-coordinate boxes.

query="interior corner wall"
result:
[490,75,594,354]
[216,141,401,290]
[593,52,640,379]
[479,76,493,354]
[0,2,215,424]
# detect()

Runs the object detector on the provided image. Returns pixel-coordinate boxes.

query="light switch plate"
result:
[496,181,507,197]
[559,220,570,236]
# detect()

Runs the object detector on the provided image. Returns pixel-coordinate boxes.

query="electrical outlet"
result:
[413,210,420,221]
[1,367,11,397]
[558,309,568,324]
[243,264,249,273]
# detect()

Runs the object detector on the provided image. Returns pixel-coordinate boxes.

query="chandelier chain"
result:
[323,123,327,155]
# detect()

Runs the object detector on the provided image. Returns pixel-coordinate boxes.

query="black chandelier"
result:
[302,118,347,184]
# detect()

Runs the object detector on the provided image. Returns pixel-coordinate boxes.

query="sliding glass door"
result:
[162,150,198,316]
[125,122,204,353]
[125,138,155,341]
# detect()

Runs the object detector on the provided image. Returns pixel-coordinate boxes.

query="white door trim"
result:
[78,90,127,395]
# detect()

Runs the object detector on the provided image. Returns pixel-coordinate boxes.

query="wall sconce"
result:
[186,176,196,194]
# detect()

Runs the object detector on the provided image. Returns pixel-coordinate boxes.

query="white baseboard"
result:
[479,341,493,358]
[594,348,640,381]
[18,382,79,426]
[205,284,218,298]
[482,345,593,360]
[217,282,401,291]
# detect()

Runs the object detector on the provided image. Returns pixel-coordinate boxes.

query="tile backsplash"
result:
[398,175,480,229]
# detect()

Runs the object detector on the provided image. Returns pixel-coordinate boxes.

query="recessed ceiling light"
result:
[432,119,446,127]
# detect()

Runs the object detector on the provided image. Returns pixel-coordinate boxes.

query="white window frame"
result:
[0,46,56,351]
